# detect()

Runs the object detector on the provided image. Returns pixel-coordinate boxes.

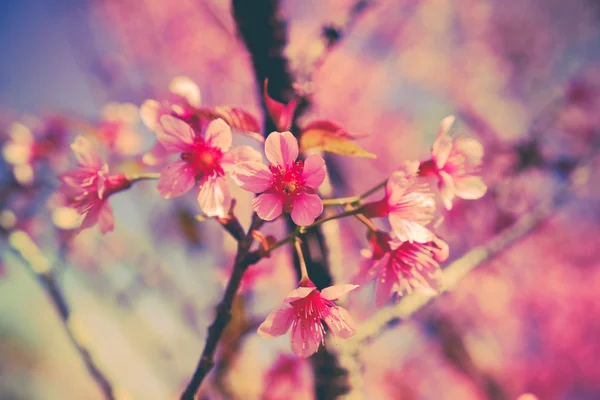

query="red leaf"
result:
[264,79,298,131]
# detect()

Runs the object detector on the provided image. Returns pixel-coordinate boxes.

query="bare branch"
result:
[180,216,263,399]
[8,232,116,400]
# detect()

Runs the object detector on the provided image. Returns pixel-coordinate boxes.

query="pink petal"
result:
[71,136,103,169]
[204,118,232,152]
[232,161,273,193]
[454,137,484,163]
[324,307,357,339]
[320,284,358,301]
[197,176,231,218]
[388,213,433,243]
[438,170,455,210]
[454,176,487,200]
[302,154,326,189]
[291,192,323,226]
[265,131,298,167]
[97,201,115,234]
[264,79,298,131]
[157,160,197,199]
[257,307,294,338]
[386,171,410,206]
[432,116,455,169]
[140,99,161,131]
[367,253,391,280]
[142,142,169,166]
[169,76,201,107]
[221,145,262,173]
[252,193,283,221]
[79,202,102,231]
[158,115,195,152]
[291,324,320,358]
[375,269,396,307]
[284,287,316,303]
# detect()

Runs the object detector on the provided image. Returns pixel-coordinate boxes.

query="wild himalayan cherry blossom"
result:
[155,115,261,217]
[58,136,131,234]
[358,230,448,307]
[258,283,357,358]
[232,131,326,226]
[98,102,143,156]
[420,115,487,210]
[263,355,313,400]
[364,161,436,243]
[140,76,203,165]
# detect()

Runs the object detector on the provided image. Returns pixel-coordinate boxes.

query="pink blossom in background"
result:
[58,136,131,234]
[232,131,326,226]
[263,355,313,400]
[420,116,487,210]
[140,76,204,166]
[98,102,143,156]
[357,230,448,306]
[258,282,357,358]
[155,115,261,217]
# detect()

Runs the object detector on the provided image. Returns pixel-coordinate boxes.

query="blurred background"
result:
[1,0,600,399]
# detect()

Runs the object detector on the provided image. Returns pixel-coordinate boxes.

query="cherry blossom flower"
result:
[140,76,203,166]
[98,102,143,156]
[58,136,131,234]
[258,282,357,358]
[358,230,448,307]
[363,161,436,243]
[420,116,487,210]
[263,355,313,400]
[232,131,326,226]
[155,115,261,217]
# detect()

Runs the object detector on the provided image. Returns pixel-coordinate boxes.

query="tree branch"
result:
[336,149,595,399]
[181,215,263,399]
[8,231,116,400]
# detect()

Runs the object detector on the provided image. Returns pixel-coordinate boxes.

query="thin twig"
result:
[336,151,595,399]
[8,231,116,400]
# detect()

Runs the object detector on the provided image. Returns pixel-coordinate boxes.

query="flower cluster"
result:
[51,76,486,361]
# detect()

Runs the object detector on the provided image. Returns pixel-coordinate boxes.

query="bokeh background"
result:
[2,0,600,399]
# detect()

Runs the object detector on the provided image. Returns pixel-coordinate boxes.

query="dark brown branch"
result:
[230,2,376,398]
[181,216,263,399]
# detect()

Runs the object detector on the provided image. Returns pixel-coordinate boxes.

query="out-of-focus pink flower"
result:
[263,355,313,400]
[98,102,143,156]
[258,281,357,358]
[421,116,487,210]
[357,230,448,307]
[58,136,131,234]
[232,131,326,226]
[140,76,204,166]
[155,116,261,217]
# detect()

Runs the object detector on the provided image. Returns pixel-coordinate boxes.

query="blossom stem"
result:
[359,180,387,200]
[294,237,310,281]
[126,172,161,182]
[321,179,387,207]
[354,213,377,232]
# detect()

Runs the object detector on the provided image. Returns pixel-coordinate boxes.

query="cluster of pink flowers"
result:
[53,75,486,361]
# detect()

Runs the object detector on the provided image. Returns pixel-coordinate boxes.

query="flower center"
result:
[290,290,335,343]
[269,161,305,210]
[181,137,224,180]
